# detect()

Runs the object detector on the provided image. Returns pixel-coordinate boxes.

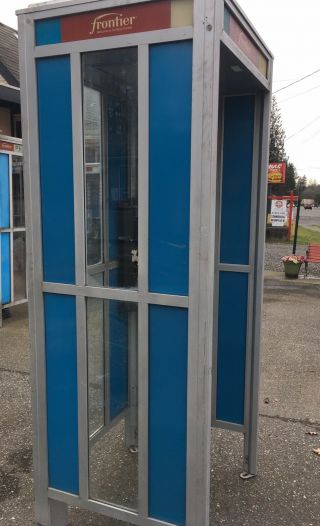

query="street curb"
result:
[264,270,320,292]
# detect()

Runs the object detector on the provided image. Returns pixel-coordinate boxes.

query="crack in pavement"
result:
[0,367,29,377]
[260,412,320,429]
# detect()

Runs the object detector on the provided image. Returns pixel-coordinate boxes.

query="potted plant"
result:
[281,255,305,278]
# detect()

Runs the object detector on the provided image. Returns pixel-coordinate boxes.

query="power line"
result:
[279,82,320,103]
[285,116,320,141]
[273,68,320,94]
[302,126,320,144]
[273,78,298,83]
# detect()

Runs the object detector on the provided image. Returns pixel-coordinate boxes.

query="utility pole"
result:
[292,198,301,254]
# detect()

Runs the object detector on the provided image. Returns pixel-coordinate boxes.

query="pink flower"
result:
[281,255,305,264]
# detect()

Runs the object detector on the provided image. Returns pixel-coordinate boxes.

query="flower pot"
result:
[283,261,302,279]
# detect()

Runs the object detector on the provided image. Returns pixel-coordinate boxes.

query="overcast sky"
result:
[238,0,320,183]
[2,1,320,182]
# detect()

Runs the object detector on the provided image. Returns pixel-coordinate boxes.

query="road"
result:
[297,206,320,231]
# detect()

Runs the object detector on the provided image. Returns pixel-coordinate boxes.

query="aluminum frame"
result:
[18,14,51,525]
[244,87,273,477]
[18,4,197,525]
[243,93,263,476]
[211,86,272,477]
[17,0,272,524]
[186,1,223,525]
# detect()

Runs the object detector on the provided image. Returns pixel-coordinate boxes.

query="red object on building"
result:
[61,0,171,42]
[0,140,15,152]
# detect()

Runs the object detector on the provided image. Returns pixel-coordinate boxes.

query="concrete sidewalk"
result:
[212,272,320,526]
[0,273,319,525]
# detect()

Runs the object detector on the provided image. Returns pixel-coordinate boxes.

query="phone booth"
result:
[17,1,273,525]
[0,136,27,326]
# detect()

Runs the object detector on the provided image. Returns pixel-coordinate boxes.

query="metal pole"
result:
[292,198,301,254]
[0,229,2,328]
[266,184,272,221]
[287,190,294,241]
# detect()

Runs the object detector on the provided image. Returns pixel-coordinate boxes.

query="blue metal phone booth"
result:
[17,0,272,525]
[0,136,27,326]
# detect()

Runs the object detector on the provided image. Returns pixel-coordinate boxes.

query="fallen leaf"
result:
[312,448,320,456]
[306,431,318,436]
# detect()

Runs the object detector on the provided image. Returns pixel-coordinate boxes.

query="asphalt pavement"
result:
[211,273,320,526]
[299,206,320,232]
[0,272,320,526]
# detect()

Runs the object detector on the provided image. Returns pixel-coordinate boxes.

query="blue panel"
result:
[220,96,255,265]
[37,57,75,284]
[35,18,62,46]
[1,234,11,305]
[44,293,79,494]
[224,7,231,32]
[108,97,129,266]
[109,299,129,420]
[0,153,10,228]
[149,305,188,526]
[149,41,192,296]
[216,272,248,425]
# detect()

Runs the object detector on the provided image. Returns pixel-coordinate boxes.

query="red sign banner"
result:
[0,140,14,152]
[61,0,171,42]
[227,11,268,77]
[268,162,286,184]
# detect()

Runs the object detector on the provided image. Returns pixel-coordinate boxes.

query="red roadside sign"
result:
[268,162,286,184]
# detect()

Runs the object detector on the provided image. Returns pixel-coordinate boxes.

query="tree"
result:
[269,96,287,163]
[296,175,307,195]
[272,161,297,196]
[301,181,320,204]
[285,162,297,193]
[268,97,299,197]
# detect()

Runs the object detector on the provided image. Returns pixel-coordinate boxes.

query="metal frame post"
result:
[186,1,223,524]
[211,0,274,480]
[242,88,273,478]
[18,13,55,525]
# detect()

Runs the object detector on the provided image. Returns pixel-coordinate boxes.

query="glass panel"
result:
[87,298,138,509]
[88,297,105,436]
[84,87,103,267]
[87,271,104,288]
[0,153,10,229]
[13,231,26,301]
[12,155,25,227]
[1,233,11,304]
[82,48,138,289]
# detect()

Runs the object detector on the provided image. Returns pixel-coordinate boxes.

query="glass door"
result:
[82,46,139,509]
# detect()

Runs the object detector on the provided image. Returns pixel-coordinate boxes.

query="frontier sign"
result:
[89,13,138,35]
[60,1,172,42]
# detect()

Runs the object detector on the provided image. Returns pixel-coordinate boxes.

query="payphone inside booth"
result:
[17,1,273,525]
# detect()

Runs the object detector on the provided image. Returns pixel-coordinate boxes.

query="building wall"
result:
[0,106,11,135]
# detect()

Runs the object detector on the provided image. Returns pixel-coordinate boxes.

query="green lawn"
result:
[292,226,320,245]
[268,226,320,246]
